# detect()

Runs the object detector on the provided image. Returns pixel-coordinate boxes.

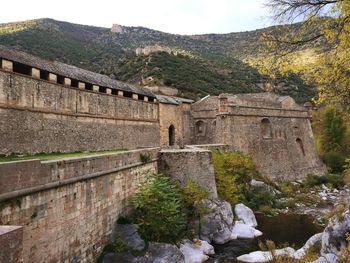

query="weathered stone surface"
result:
[321,208,350,256]
[115,224,145,251]
[231,221,262,239]
[134,242,185,263]
[0,152,157,263]
[158,149,218,198]
[0,70,159,154]
[250,179,266,188]
[310,253,338,263]
[190,93,326,181]
[236,247,295,262]
[179,240,214,263]
[234,203,258,227]
[199,199,234,244]
[102,252,135,263]
[0,226,23,263]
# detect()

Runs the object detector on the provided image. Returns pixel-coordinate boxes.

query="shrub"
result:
[305,174,344,189]
[246,187,277,210]
[140,152,152,163]
[212,150,258,205]
[322,152,346,173]
[131,173,186,243]
[182,179,209,210]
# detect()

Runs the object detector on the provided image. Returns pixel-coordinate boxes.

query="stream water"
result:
[208,213,323,262]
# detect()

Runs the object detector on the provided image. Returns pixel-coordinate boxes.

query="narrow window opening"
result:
[195,120,205,136]
[261,118,272,139]
[71,79,79,88]
[111,89,118,95]
[138,95,145,101]
[85,83,93,91]
[169,125,175,146]
[123,91,133,98]
[296,138,305,156]
[13,62,31,76]
[57,75,65,85]
[99,87,107,93]
[40,70,49,80]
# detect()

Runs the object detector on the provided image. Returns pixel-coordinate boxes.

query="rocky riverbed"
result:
[99,180,350,263]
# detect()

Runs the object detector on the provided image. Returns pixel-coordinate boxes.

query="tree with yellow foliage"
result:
[262,0,350,109]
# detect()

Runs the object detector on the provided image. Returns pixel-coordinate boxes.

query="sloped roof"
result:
[0,45,155,98]
[156,95,179,105]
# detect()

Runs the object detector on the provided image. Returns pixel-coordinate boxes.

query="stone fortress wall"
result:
[0,65,159,154]
[0,148,159,263]
[190,93,326,181]
[0,46,327,263]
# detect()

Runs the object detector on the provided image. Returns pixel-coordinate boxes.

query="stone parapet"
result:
[0,148,159,198]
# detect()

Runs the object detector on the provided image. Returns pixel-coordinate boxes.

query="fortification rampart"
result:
[0,69,160,154]
[0,148,159,263]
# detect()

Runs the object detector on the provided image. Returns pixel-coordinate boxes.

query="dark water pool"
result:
[208,213,323,262]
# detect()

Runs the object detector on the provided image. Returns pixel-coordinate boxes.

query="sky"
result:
[0,0,273,35]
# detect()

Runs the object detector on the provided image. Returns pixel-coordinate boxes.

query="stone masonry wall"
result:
[216,110,326,181]
[0,70,159,154]
[0,226,23,263]
[158,148,218,198]
[0,148,158,263]
[159,103,184,147]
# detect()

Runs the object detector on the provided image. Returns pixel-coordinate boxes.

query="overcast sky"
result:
[1,0,273,35]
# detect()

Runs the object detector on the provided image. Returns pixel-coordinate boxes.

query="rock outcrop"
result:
[179,240,215,263]
[199,199,234,244]
[115,224,145,251]
[234,203,258,227]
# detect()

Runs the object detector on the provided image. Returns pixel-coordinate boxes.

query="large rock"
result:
[231,221,262,239]
[198,199,234,244]
[115,224,145,251]
[179,240,215,263]
[321,206,350,256]
[234,203,258,227]
[310,253,338,263]
[236,247,295,263]
[134,242,185,263]
[104,243,185,263]
[294,232,323,259]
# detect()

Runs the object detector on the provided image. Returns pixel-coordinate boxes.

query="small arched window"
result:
[261,118,272,139]
[169,125,175,146]
[195,121,206,136]
[296,138,305,156]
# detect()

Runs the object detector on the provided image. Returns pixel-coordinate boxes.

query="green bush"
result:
[131,173,186,243]
[212,150,259,205]
[246,187,277,210]
[322,152,346,173]
[182,179,209,209]
[305,174,344,189]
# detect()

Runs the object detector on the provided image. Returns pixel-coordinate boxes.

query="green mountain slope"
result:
[0,18,318,102]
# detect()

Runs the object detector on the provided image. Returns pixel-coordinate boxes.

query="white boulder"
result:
[294,232,323,259]
[231,221,262,239]
[310,253,338,263]
[236,247,295,263]
[179,240,214,263]
[199,199,235,244]
[321,209,350,256]
[234,203,258,227]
